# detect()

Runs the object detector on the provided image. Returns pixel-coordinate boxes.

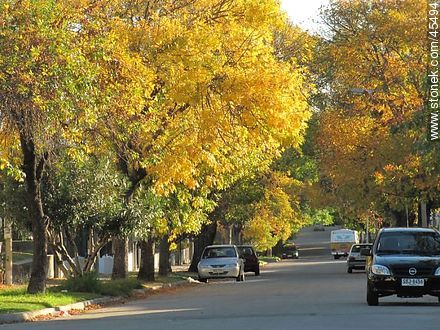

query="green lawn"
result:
[0,286,99,314]
[0,272,191,314]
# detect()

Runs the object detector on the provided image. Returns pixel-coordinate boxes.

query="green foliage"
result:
[0,174,30,235]
[44,154,126,235]
[302,207,335,226]
[63,272,101,294]
[98,279,143,297]
[222,179,265,225]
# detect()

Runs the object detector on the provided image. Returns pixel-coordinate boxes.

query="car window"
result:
[203,247,237,258]
[377,232,440,255]
[351,245,361,253]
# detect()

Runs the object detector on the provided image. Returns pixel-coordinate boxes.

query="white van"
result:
[330,229,359,259]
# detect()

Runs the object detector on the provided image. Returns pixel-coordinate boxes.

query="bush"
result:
[62,273,143,297]
[63,272,101,293]
[99,278,142,297]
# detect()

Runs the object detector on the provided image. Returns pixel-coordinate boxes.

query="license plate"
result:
[401,278,424,286]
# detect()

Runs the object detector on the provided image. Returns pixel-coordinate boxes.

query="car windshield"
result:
[376,232,440,255]
[283,245,297,252]
[203,247,237,258]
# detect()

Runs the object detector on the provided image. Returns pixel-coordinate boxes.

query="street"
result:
[4,227,440,330]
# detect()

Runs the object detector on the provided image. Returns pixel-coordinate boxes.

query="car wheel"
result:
[347,267,352,273]
[334,255,340,260]
[367,281,379,306]
[198,277,207,283]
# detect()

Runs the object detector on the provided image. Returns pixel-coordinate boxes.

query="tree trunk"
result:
[20,137,48,294]
[159,235,171,276]
[272,240,284,258]
[137,235,155,281]
[189,221,217,272]
[418,200,432,228]
[112,160,147,280]
[111,188,134,279]
[390,209,407,227]
[112,238,128,279]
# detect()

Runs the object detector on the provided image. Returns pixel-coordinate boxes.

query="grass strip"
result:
[0,272,192,314]
[0,286,99,314]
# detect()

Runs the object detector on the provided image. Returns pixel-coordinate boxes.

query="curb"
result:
[0,278,197,325]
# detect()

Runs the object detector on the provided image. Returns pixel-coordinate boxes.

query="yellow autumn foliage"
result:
[95,0,312,194]
[314,0,428,216]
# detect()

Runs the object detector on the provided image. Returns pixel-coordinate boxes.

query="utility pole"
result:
[4,218,12,285]
[366,216,369,243]
[405,203,409,228]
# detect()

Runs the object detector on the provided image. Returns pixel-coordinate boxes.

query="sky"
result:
[280,0,330,32]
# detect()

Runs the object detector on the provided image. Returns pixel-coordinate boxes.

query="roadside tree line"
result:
[2,0,430,295]
[308,0,439,234]
[0,0,314,293]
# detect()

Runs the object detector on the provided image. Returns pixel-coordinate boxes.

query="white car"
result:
[197,245,245,283]
[347,243,372,273]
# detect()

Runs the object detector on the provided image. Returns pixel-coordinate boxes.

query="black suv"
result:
[363,228,440,306]
[237,245,260,276]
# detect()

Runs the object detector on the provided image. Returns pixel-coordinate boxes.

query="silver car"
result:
[347,243,372,273]
[197,245,245,282]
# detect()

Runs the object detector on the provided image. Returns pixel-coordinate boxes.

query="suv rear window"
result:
[377,232,440,255]
[238,247,255,256]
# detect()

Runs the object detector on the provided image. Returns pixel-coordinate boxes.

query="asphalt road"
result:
[5,226,440,330]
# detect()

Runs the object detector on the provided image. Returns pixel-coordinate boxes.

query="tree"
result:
[96,0,313,277]
[43,154,126,277]
[0,0,112,293]
[208,150,312,253]
[312,0,430,227]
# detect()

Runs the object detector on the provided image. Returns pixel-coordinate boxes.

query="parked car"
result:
[281,243,299,259]
[363,227,440,306]
[237,245,260,276]
[197,245,245,283]
[347,243,372,273]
